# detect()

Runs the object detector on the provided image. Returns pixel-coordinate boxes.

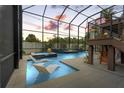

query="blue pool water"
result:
[26,52,87,87]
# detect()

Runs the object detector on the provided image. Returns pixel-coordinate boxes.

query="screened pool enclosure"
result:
[22,5,123,52]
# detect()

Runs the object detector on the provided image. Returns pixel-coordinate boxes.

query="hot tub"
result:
[31,52,57,59]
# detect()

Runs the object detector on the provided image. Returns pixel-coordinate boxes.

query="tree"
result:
[46,36,86,49]
[25,34,41,42]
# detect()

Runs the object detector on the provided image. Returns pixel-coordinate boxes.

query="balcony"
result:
[87,14,124,46]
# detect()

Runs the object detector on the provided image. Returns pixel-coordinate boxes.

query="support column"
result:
[121,52,124,64]
[108,45,115,71]
[69,24,71,49]
[19,5,22,59]
[77,26,79,49]
[57,21,59,49]
[88,45,93,64]
[13,5,19,69]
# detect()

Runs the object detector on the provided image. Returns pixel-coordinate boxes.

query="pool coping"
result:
[60,61,80,71]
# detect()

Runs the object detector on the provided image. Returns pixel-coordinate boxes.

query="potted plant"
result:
[90,25,100,39]
[101,8,114,23]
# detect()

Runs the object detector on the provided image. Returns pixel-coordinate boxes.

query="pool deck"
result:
[6,54,124,88]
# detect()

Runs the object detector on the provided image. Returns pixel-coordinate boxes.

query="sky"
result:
[22,5,123,41]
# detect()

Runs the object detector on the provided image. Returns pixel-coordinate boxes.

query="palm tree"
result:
[101,8,114,22]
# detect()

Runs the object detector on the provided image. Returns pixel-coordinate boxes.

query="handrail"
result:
[0,53,15,64]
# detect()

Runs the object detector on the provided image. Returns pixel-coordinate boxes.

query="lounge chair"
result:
[29,55,48,63]
[33,64,59,74]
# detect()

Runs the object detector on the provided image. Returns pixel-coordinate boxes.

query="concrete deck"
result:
[6,56,28,88]
[6,55,124,88]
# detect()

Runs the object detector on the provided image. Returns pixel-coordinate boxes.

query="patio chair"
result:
[33,63,59,74]
[29,55,48,63]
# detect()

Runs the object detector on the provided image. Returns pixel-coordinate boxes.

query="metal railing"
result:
[87,9,124,41]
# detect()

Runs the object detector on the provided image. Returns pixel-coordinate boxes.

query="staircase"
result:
[87,14,124,71]
[112,37,124,52]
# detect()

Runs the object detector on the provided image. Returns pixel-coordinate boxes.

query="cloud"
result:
[44,21,58,30]
[64,24,73,30]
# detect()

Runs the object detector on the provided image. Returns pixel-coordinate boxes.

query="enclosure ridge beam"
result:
[97,5,104,10]
[23,5,35,11]
[63,5,94,20]
[69,5,92,24]
[43,5,47,16]
[23,10,42,17]
[58,5,69,21]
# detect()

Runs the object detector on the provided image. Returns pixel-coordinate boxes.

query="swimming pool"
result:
[26,51,87,87]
